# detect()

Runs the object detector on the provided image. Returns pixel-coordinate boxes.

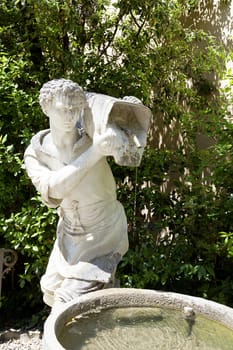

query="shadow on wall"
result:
[146,0,232,193]
[183,0,233,48]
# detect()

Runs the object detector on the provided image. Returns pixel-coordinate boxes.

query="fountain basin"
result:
[43,288,233,350]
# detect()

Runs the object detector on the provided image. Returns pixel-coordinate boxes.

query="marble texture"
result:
[24,79,151,310]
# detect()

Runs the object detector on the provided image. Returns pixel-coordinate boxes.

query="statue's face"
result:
[49,94,85,132]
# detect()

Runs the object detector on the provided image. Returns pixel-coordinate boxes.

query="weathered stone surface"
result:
[24,79,150,312]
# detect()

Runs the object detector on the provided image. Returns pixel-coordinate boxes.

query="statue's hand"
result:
[93,124,128,156]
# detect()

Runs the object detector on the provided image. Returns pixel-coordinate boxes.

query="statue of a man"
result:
[24,79,150,310]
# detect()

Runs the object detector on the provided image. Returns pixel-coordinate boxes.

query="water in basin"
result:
[58,306,233,350]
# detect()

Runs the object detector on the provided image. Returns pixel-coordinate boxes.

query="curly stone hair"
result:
[39,78,86,116]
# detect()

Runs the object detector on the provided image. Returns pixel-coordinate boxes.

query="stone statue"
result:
[24,79,151,311]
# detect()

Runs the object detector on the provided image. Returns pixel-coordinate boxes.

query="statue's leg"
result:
[40,240,63,307]
[40,270,63,307]
[53,278,104,309]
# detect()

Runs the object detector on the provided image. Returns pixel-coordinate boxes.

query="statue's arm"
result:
[25,129,121,201]
[47,145,103,199]
[49,127,127,199]
[24,146,62,208]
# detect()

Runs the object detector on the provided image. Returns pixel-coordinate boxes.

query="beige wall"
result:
[147,1,233,195]
[150,0,233,151]
[183,0,233,47]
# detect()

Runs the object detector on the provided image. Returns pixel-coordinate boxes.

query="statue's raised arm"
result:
[24,79,151,312]
[85,92,151,166]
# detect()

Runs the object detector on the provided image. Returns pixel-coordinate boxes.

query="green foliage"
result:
[1,0,233,313]
[219,232,233,258]
[0,196,56,307]
[0,135,23,212]
[117,140,233,306]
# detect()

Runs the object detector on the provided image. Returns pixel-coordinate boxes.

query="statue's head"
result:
[39,79,87,117]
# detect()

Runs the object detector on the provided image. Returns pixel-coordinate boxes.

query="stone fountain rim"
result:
[43,288,233,350]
